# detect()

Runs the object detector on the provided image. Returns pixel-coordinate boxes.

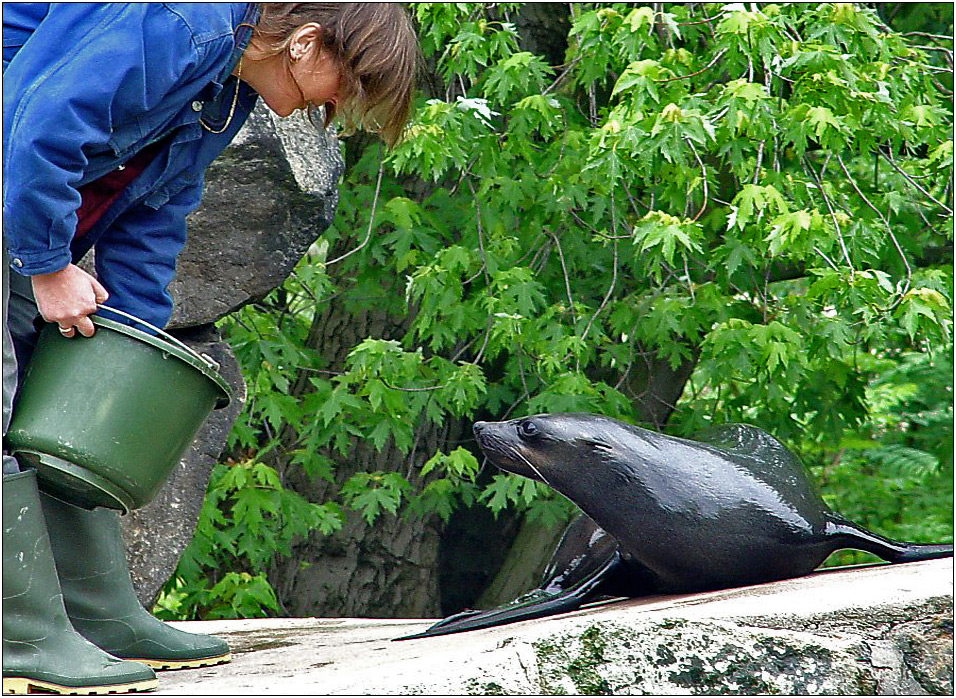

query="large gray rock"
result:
[120,103,342,602]
[168,105,343,328]
[155,558,953,695]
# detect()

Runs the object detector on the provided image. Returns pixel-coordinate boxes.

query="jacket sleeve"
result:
[93,177,205,330]
[2,4,222,275]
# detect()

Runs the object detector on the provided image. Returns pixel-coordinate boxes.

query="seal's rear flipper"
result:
[394,552,622,641]
[828,517,953,563]
[893,543,954,562]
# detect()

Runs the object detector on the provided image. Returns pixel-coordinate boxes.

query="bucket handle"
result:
[95,304,220,371]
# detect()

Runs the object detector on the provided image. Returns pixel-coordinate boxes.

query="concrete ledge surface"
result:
[156,558,953,695]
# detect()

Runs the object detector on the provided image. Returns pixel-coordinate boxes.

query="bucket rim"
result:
[89,316,232,408]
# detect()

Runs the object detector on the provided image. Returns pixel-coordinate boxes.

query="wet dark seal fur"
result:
[399,413,953,640]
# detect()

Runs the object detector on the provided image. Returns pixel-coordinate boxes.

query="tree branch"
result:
[326,145,385,266]
[655,48,727,83]
[803,155,854,270]
[880,150,954,215]
[836,155,912,304]
[547,230,577,326]
[685,137,709,221]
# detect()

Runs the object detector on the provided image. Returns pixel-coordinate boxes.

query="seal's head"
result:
[473,413,644,492]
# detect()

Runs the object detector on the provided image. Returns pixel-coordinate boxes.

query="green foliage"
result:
[156,459,342,620]
[161,3,953,618]
[817,347,954,566]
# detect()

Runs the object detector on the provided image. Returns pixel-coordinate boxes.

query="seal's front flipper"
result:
[395,515,625,641]
[395,551,622,640]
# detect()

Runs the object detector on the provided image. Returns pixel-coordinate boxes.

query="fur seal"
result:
[400,413,953,639]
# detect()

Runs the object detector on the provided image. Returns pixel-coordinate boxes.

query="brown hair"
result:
[255,3,418,147]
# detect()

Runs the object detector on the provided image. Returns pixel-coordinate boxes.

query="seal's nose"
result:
[473,421,487,436]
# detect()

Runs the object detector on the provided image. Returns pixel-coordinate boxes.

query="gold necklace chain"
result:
[200,56,243,134]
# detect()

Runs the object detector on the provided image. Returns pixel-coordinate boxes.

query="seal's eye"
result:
[517,420,540,439]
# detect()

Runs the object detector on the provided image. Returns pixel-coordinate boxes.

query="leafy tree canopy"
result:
[161,3,953,619]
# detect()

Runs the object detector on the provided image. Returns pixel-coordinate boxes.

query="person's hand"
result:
[31,264,109,338]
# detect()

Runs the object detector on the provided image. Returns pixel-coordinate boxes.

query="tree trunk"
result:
[266,287,468,618]
[625,344,701,430]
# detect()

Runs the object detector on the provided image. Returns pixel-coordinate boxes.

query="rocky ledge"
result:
[157,557,953,695]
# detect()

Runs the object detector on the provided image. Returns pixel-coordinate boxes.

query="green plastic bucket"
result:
[7,307,231,513]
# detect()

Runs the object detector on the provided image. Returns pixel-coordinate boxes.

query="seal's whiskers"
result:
[516,451,553,488]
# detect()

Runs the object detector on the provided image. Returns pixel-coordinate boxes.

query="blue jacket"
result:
[3,3,260,328]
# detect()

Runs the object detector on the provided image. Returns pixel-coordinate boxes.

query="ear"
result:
[290,23,323,60]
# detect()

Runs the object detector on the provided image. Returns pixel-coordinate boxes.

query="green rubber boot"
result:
[40,491,231,671]
[2,470,158,694]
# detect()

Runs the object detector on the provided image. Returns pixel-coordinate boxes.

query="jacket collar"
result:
[219,3,261,83]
